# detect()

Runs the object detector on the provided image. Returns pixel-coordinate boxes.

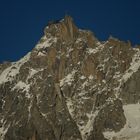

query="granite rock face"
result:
[0,16,140,140]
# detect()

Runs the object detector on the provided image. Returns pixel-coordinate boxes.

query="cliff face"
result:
[0,16,140,140]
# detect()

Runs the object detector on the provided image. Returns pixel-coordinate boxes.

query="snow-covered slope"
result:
[103,104,140,140]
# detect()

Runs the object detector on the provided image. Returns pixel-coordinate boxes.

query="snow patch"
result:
[81,110,99,140]
[82,80,88,89]
[28,98,33,121]
[0,52,30,85]
[37,52,46,56]
[35,37,57,50]
[78,91,87,97]
[86,42,105,55]
[88,75,94,80]
[0,120,10,140]
[60,70,76,87]
[80,75,86,80]
[76,38,82,44]
[103,104,140,140]
[12,81,29,92]
[122,50,140,83]
[66,99,75,117]
[12,81,30,99]
[28,69,38,79]
[87,48,99,54]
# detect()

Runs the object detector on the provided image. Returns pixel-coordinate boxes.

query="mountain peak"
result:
[44,15,78,42]
[1,16,140,140]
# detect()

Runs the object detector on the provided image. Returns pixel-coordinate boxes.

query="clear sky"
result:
[0,0,140,62]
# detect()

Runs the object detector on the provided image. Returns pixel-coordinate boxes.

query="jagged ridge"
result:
[0,16,140,140]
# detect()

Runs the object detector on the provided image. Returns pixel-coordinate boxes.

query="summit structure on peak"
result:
[0,16,140,140]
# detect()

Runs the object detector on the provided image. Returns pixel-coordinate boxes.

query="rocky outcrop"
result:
[0,16,140,140]
[44,15,79,42]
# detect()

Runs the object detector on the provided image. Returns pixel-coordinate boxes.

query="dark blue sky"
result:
[0,0,140,62]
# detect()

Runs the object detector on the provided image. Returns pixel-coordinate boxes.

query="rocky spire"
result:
[44,15,79,42]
